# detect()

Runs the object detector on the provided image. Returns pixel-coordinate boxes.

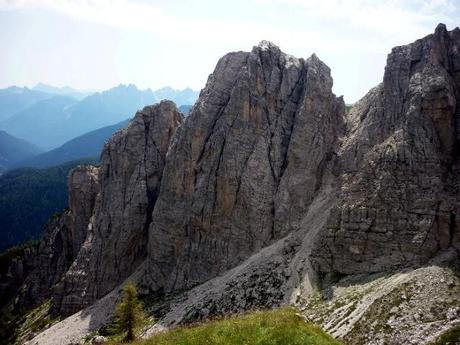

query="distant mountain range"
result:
[0,95,78,149]
[0,84,198,150]
[0,130,43,171]
[14,119,129,169]
[32,83,94,100]
[154,87,198,105]
[0,85,151,149]
[0,86,52,122]
[179,104,193,114]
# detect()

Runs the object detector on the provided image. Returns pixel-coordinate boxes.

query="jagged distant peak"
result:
[435,22,447,33]
[257,39,280,51]
[154,85,198,93]
[108,83,141,91]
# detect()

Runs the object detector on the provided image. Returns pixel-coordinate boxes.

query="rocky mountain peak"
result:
[311,23,460,277]
[257,39,279,50]
[144,40,345,293]
[4,24,460,345]
[435,22,447,35]
[51,101,183,315]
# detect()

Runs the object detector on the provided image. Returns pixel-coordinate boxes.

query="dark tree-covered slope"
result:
[0,158,97,252]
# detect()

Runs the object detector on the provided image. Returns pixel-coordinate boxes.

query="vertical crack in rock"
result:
[52,101,182,316]
[144,41,345,294]
[311,23,460,276]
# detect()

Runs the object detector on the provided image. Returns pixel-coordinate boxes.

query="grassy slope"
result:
[0,299,59,345]
[109,308,341,345]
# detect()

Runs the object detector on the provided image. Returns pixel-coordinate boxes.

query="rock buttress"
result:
[54,101,182,315]
[311,24,460,275]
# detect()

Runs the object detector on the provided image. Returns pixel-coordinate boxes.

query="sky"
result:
[0,0,459,103]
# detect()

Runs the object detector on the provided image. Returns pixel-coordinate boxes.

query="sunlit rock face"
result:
[143,41,345,293]
[142,25,460,296]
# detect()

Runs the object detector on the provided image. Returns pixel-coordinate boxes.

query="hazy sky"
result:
[1,0,459,103]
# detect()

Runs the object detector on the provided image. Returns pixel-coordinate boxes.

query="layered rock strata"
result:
[311,23,460,275]
[144,41,345,293]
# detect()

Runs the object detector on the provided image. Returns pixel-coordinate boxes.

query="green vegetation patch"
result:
[108,307,341,345]
[429,324,460,345]
[0,299,59,345]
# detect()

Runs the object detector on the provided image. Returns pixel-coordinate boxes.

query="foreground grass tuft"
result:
[108,307,341,345]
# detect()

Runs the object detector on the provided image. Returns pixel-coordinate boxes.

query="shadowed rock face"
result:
[144,41,346,293]
[53,101,183,315]
[67,166,101,256]
[311,23,460,275]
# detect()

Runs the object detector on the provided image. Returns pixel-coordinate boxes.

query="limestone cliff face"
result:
[310,23,460,275]
[144,41,345,293]
[67,166,101,255]
[136,26,460,344]
[53,101,182,315]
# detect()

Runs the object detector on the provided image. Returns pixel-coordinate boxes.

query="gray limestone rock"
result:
[144,41,345,293]
[54,101,182,315]
[310,23,460,275]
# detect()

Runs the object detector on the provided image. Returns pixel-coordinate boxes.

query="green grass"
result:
[429,324,460,345]
[0,299,59,345]
[108,307,341,345]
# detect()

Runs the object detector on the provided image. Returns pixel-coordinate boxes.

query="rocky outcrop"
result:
[67,166,101,256]
[0,165,100,311]
[140,24,460,343]
[53,101,182,315]
[144,41,345,293]
[23,166,99,306]
[311,23,460,275]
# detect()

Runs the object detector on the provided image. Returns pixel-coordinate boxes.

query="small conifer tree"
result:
[113,282,146,341]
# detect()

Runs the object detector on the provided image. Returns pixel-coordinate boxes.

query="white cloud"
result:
[1,0,172,32]
[0,0,458,101]
[0,0,318,48]
[255,0,457,36]
[1,0,456,49]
